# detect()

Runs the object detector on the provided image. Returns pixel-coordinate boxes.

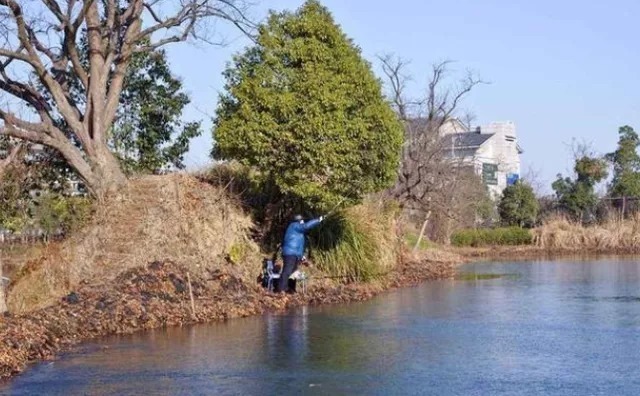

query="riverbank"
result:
[451,246,640,261]
[0,255,456,379]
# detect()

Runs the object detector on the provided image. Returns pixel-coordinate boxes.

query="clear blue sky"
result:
[165,0,640,193]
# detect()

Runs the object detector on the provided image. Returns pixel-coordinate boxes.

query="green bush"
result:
[451,227,532,247]
[498,181,539,227]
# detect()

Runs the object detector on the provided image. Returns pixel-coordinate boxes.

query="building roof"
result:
[443,132,494,149]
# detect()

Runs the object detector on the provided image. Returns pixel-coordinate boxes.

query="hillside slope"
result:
[8,174,260,313]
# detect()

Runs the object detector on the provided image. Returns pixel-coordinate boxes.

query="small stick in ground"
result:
[187,272,196,318]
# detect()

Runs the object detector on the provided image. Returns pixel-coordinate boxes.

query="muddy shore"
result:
[0,257,455,379]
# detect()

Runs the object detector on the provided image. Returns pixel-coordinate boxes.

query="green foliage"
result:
[112,44,202,174]
[498,181,539,227]
[606,125,640,198]
[213,0,403,211]
[227,240,251,265]
[0,159,33,232]
[0,187,92,236]
[31,194,93,236]
[201,162,289,249]
[552,156,608,220]
[309,202,398,282]
[0,152,92,235]
[474,187,499,226]
[451,227,533,247]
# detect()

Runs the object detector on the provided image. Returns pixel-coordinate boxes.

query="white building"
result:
[441,119,523,198]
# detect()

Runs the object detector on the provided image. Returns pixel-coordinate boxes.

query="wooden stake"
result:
[187,272,196,318]
[413,211,432,254]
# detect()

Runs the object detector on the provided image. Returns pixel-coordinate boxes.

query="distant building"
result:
[440,119,523,198]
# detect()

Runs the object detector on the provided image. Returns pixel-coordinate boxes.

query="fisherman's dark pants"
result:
[278,255,299,293]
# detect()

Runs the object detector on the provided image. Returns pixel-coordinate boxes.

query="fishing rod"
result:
[323,198,348,219]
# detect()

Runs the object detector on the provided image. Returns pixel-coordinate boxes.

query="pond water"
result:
[4,258,640,395]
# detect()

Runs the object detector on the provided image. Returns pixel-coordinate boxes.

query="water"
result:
[4,258,640,395]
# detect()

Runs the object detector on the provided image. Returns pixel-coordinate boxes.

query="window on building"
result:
[482,163,498,185]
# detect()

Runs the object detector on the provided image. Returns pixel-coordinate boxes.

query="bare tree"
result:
[379,54,487,245]
[0,0,254,197]
[521,165,545,196]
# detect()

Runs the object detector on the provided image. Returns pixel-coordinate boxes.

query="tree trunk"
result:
[89,145,127,198]
[56,141,127,199]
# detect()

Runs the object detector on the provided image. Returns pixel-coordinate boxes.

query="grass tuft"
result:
[404,232,434,250]
[309,200,399,283]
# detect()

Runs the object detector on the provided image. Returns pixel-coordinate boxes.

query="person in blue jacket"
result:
[278,214,324,293]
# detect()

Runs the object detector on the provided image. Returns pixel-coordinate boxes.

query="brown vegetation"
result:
[449,215,640,258]
[533,215,640,253]
[7,174,260,314]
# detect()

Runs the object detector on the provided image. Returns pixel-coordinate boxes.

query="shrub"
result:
[498,181,539,227]
[32,194,93,237]
[451,227,533,247]
[309,201,399,282]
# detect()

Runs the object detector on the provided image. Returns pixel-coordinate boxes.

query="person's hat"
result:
[292,214,304,222]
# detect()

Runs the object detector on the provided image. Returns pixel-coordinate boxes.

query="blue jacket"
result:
[282,219,321,258]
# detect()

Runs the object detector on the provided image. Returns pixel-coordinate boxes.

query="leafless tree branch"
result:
[0,0,256,196]
[380,55,489,242]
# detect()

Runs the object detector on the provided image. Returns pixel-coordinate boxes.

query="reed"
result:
[533,214,640,252]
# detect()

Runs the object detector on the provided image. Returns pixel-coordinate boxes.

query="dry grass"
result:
[412,247,463,264]
[7,174,260,313]
[0,244,47,278]
[533,214,640,252]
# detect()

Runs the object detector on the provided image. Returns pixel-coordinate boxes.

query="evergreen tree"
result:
[552,156,608,221]
[213,0,403,210]
[498,181,539,227]
[606,125,640,199]
[111,46,202,174]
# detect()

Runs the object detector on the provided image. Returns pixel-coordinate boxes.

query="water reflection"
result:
[4,258,640,395]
